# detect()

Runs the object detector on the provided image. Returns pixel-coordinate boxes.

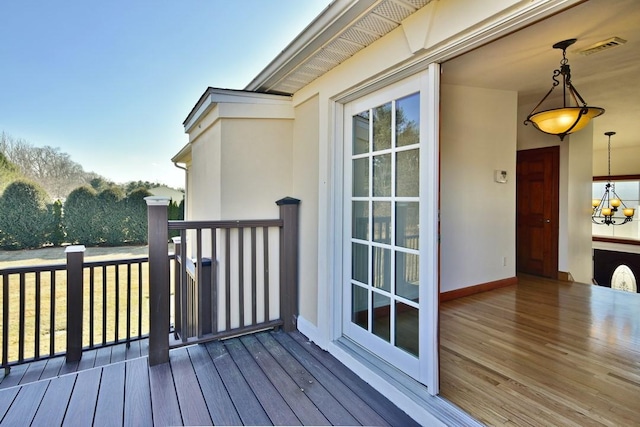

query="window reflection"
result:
[396,93,420,147]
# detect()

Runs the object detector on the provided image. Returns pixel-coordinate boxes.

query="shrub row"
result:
[0,181,184,250]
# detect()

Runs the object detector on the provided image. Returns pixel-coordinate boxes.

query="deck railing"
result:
[0,196,300,369]
[0,251,171,371]
[145,196,300,366]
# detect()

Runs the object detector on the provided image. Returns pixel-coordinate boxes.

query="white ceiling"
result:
[441,0,640,151]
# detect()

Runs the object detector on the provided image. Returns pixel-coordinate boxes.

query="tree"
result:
[124,188,152,244]
[96,187,126,245]
[0,180,53,249]
[1,131,101,200]
[0,151,22,195]
[64,186,99,245]
[48,200,65,246]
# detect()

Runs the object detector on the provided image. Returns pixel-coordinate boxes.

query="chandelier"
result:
[525,39,604,141]
[592,131,634,225]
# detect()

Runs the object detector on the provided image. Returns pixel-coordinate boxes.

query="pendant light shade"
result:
[525,39,604,140]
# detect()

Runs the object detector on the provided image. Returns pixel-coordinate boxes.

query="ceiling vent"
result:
[578,37,627,55]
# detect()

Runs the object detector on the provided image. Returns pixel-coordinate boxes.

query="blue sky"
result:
[0,0,330,189]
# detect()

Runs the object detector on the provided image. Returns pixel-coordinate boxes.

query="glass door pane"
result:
[347,91,421,362]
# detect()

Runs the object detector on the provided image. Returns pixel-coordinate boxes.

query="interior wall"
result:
[517,99,595,281]
[593,145,640,176]
[566,124,595,284]
[292,95,320,326]
[440,84,517,292]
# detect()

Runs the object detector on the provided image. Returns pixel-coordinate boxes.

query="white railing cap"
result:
[144,196,171,206]
[65,245,86,253]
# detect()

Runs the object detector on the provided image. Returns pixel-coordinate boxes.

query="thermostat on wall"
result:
[494,170,508,183]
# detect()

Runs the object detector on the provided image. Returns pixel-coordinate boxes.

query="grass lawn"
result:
[0,245,169,364]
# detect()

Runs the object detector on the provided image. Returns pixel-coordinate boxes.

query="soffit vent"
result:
[262,0,433,94]
[578,37,627,56]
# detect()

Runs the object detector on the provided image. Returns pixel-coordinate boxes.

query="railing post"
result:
[66,245,85,362]
[276,197,300,332]
[145,196,170,366]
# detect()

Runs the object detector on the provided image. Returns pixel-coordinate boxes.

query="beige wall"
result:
[186,104,293,221]
[219,118,293,219]
[593,145,640,176]
[292,95,320,326]
[190,120,222,220]
[440,84,518,292]
[566,125,595,284]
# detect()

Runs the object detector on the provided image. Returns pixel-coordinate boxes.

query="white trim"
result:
[421,62,440,392]
[296,316,324,348]
[144,196,171,206]
[183,88,292,133]
[244,0,378,92]
[65,245,86,254]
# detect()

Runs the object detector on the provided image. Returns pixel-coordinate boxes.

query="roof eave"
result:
[244,0,378,94]
[182,87,292,134]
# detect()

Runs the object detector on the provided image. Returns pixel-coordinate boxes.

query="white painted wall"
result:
[566,125,595,284]
[440,84,518,292]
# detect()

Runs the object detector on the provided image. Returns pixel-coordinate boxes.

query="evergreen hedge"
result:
[0,182,183,249]
[64,186,100,245]
[0,180,54,249]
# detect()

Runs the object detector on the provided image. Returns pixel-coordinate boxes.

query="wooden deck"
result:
[440,274,640,426]
[0,331,419,426]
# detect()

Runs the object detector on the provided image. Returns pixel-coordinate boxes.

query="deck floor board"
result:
[94,362,126,427]
[63,368,101,427]
[228,335,301,425]
[0,380,48,426]
[256,332,358,426]
[170,347,213,426]
[206,340,272,425]
[123,357,152,427]
[186,344,243,426]
[31,374,75,427]
[273,331,391,426]
[148,361,182,427]
[0,332,417,426]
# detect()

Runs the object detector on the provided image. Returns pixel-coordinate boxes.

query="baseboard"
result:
[440,276,518,302]
[557,271,573,282]
[296,315,327,350]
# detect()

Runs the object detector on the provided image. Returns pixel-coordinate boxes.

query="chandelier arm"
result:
[524,85,556,124]
[568,83,589,107]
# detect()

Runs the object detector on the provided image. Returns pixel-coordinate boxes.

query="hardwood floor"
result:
[440,274,640,426]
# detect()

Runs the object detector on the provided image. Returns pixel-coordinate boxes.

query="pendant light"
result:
[592,132,634,225]
[525,39,604,141]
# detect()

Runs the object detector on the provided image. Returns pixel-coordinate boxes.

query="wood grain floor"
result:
[440,274,640,426]
[0,331,419,426]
